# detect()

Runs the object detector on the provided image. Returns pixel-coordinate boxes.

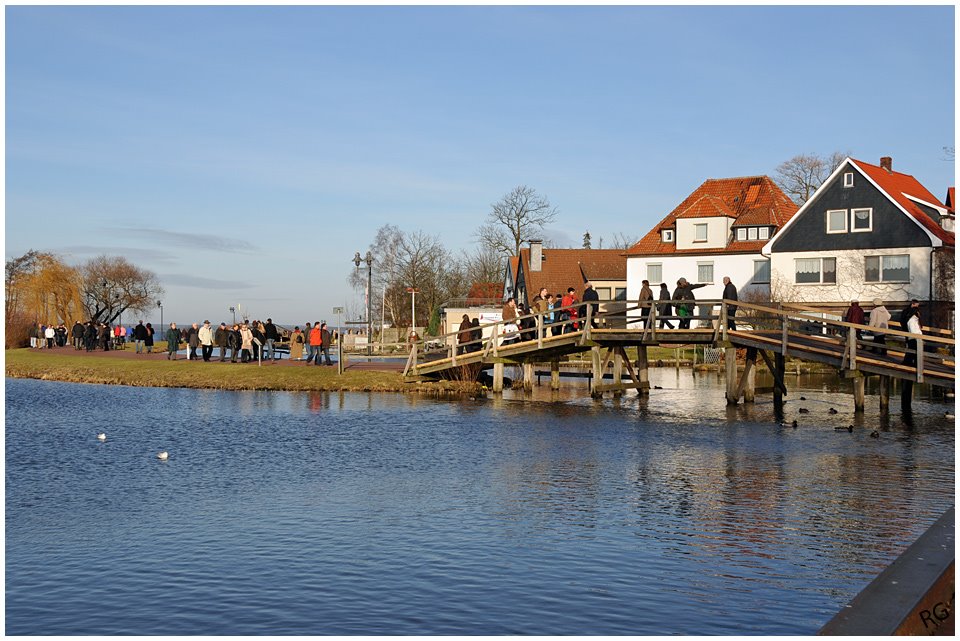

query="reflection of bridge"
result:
[404,300,954,410]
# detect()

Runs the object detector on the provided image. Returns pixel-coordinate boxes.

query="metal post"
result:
[366,251,373,356]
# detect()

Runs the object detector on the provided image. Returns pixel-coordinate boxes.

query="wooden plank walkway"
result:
[405,299,955,390]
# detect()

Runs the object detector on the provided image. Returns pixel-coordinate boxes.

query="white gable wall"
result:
[675,217,733,250]
[769,247,933,303]
[626,253,770,321]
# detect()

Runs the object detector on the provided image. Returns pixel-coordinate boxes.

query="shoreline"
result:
[4,347,482,396]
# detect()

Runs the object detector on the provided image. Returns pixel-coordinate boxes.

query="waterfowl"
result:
[945,413,955,420]
[870,431,880,438]
[792,420,798,428]
[798,408,810,414]
[799,396,807,401]
[97,433,106,441]
[828,408,839,415]
[157,451,169,461]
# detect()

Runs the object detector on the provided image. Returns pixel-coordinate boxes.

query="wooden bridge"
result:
[403,299,955,410]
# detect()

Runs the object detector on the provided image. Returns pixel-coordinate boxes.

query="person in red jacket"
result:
[307,321,322,365]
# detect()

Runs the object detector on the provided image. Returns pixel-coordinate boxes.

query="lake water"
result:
[5,372,954,635]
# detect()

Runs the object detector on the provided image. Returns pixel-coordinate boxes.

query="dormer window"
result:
[843,172,854,188]
[662,229,674,243]
[694,223,708,242]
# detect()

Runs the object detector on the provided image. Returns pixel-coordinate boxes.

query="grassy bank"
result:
[4,349,479,395]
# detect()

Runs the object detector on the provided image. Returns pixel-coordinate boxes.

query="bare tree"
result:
[609,232,640,250]
[774,151,848,205]
[476,185,559,257]
[461,245,505,285]
[80,255,164,324]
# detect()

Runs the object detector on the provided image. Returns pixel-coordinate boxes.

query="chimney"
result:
[880,156,893,173]
[529,240,543,272]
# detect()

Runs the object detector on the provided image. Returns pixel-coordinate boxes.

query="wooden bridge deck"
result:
[405,300,954,391]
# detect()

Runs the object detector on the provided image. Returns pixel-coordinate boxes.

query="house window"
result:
[647,263,662,284]
[844,172,854,187]
[662,229,674,243]
[827,209,847,233]
[753,259,771,284]
[851,208,872,232]
[697,262,714,284]
[747,227,758,240]
[759,227,770,240]
[614,287,627,301]
[694,223,708,242]
[795,257,837,284]
[595,287,611,301]
[865,255,910,283]
[737,228,747,241]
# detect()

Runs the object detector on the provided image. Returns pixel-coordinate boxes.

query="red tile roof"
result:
[465,282,502,304]
[945,187,955,215]
[514,248,626,303]
[626,175,798,256]
[851,158,954,247]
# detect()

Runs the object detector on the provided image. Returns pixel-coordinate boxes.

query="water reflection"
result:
[5,376,953,636]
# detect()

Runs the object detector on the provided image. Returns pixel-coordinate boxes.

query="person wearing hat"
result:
[843,300,865,340]
[867,299,891,356]
[198,320,215,362]
[214,322,229,361]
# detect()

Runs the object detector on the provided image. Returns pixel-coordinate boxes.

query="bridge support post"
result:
[853,375,865,413]
[901,380,913,411]
[550,359,560,390]
[879,375,890,414]
[612,351,623,398]
[522,362,534,393]
[637,346,649,395]
[773,352,785,413]
[591,346,603,399]
[743,348,756,403]
[493,362,504,393]
[725,347,738,405]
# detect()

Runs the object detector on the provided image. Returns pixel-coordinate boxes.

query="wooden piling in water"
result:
[725,347,738,405]
[493,362,504,393]
[550,359,560,390]
[523,362,533,393]
[879,375,890,413]
[853,375,866,412]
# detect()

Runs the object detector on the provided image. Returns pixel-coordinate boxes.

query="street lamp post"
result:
[229,306,236,325]
[157,300,163,331]
[407,287,420,339]
[352,251,374,355]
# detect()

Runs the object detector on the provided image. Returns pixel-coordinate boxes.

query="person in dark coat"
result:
[214,322,229,361]
[133,321,148,354]
[185,323,200,360]
[844,300,865,340]
[637,279,654,328]
[457,314,472,355]
[673,278,706,329]
[722,276,739,331]
[98,323,111,350]
[263,318,280,361]
[582,282,600,328]
[144,323,155,353]
[84,321,98,351]
[320,322,334,365]
[470,318,482,353]
[72,321,85,349]
[657,283,674,329]
[165,323,181,360]
[227,324,241,362]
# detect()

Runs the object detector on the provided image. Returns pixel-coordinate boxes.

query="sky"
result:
[5,4,956,327]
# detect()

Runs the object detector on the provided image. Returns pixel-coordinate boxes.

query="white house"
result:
[762,156,954,327]
[624,175,800,309]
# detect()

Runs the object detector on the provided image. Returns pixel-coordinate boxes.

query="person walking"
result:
[264,318,280,361]
[307,322,323,365]
[198,320,214,362]
[133,320,148,354]
[637,279,654,328]
[320,323,334,366]
[239,323,254,363]
[657,283,675,329]
[868,299,891,356]
[214,322,229,361]
[186,323,200,360]
[44,324,56,349]
[673,278,706,329]
[900,300,922,368]
[457,314,472,355]
[289,326,305,361]
[501,298,519,345]
[582,282,600,328]
[470,318,482,353]
[145,322,155,353]
[72,320,85,350]
[844,300,866,340]
[84,321,97,351]
[227,324,241,362]
[165,323,181,360]
[722,276,739,331]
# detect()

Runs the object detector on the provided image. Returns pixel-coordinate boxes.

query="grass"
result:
[4,349,481,395]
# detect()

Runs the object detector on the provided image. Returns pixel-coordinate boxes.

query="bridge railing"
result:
[732,301,956,383]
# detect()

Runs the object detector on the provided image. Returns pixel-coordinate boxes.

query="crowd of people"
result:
[28,317,340,366]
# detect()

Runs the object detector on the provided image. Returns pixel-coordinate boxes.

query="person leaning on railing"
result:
[867,299,891,356]
[900,300,923,367]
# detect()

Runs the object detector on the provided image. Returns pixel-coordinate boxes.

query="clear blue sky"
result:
[6,5,955,326]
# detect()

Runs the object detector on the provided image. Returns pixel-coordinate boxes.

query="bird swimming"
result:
[157,451,169,461]
[97,433,106,441]
[870,430,880,438]
[798,408,809,414]
[828,408,839,414]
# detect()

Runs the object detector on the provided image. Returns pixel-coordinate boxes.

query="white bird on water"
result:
[97,433,106,441]
[157,451,169,461]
